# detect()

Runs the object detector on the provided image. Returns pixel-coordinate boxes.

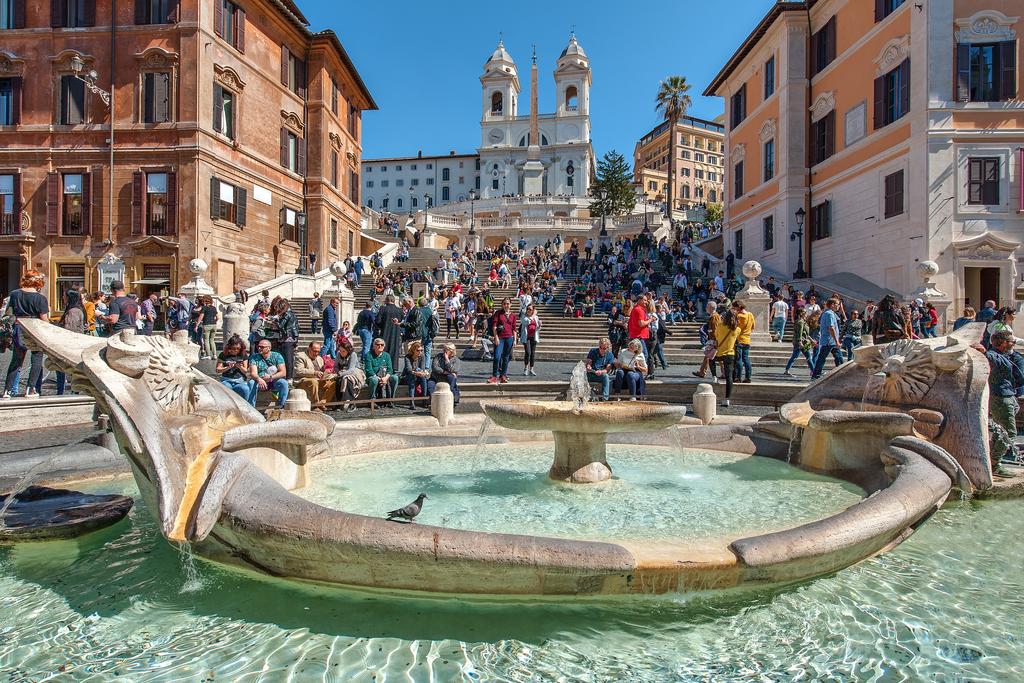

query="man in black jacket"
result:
[429,343,461,405]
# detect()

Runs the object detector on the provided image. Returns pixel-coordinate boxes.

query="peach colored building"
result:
[633,115,726,211]
[0,0,375,306]
[705,0,1023,318]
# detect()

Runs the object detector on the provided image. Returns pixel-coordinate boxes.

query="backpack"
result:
[427,312,440,339]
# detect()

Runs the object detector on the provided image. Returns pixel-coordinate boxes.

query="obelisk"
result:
[522,46,546,196]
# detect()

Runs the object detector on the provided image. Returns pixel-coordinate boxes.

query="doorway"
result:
[216,259,236,296]
[964,266,1001,309]
[0,256,19,296]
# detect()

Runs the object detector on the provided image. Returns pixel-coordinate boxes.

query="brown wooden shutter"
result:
[297,59,306,99]
[234,7,245,52]
[155,72,170,122]
[235,186,246,227]
[280,127,288,167]
[968,159,981,204]
[874,0,885,22]
[1000,41,1017,101]
[213,0,223,37]
[51,0,61,27]
[209,176,220,219]
[281,45,290,88]
[165,171,177,234]
[825,112,835,159]
[873,75,885,129]
[212,85,223,133]
[898,59,911,117]
[135,0,146,23]
[956,44,971,102]
[11,78,21,125]
[89,168,101,236]
[983,158,1000,205]
[83,0,95,26]
[12,0,25,27]
[297,138,306,176]
[826,17,836,65]
[131,171,144,234]
[46,172,60,234]
[142,73,154,123]
[82,171,93,235]
[12,173,22,227]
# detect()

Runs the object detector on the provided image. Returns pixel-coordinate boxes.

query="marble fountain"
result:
[2,315,996,602]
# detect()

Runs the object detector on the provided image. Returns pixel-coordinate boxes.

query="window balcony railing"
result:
[0,213,19,236]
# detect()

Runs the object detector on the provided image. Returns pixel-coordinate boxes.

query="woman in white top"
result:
[518,304,542,376]
[987,307,1024,346]
[615,338,648,399]
[444,294,461,339]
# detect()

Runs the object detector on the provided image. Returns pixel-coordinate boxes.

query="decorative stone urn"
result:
[733,260,771,340]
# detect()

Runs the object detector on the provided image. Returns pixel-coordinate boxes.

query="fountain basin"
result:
[482,400,687,483]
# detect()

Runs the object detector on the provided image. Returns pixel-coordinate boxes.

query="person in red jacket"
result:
[487,298,518,384]
[626,292,653,360]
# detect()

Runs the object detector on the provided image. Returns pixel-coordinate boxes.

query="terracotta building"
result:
[704,0,1022,316]
[633,115,726,210]
[0,0,375,306]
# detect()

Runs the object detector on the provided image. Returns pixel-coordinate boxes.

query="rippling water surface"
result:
[299,445,864,541]
[1,468,1022,681]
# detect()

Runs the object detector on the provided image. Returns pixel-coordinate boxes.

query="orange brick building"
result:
[705,0,1023,316]
[0,0,375,307]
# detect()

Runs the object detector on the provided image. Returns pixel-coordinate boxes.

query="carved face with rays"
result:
[854,338,967,406]
[105,330,200,415]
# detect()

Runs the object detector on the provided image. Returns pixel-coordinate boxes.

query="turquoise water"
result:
[1,474,1022,680]
[299,445,865,542]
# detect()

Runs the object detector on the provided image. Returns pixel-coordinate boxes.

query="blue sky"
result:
[301,0,774,162]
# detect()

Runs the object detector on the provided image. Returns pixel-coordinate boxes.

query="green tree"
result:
[590,150,635,217]
[705,203,723,223]
[654,75,693,220]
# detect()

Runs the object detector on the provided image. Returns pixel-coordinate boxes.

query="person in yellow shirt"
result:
[731,300,755,384]
[82,290,97,335]
[714,309,742,408]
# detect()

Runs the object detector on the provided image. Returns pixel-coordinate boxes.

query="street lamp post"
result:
[468,189,476,235]
[70,55,114,247]
[791,206,807,279]
[598,188,608,240]
[422,191,430,235]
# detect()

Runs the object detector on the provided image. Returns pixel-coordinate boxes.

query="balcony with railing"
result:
[0,212,20,236]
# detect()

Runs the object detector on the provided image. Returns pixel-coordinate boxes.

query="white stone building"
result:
[360,152,480,213]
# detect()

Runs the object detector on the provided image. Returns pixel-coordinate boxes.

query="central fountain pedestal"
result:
[550,432,612,483]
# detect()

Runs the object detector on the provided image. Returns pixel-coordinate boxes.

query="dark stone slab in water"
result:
[0,486,133,541]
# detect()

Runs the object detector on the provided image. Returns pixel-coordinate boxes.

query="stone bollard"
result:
[692,383,717,426]
[431,382,455,427]
[222,302,249,345]
[283,388,312,412]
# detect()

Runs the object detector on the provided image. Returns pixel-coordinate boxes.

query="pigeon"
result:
[386,493,428,522]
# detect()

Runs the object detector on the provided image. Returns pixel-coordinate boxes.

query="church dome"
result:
[487,40,515,65]
[559,34,586,59]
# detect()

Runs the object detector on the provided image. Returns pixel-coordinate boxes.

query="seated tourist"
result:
[614,338,648,400]
[293,341,335,410]
[364,337,399,402]
[216,335,255,402]
[585,337,616,401]
[249,339,288,408]
[429,342,461,406]
[334,338,365,412]
[402,341,432,410]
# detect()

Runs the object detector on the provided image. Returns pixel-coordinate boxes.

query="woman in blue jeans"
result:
[783,309,814,376]
[487,298,518,384]
[216,336,255,401]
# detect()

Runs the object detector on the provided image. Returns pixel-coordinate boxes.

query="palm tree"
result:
[655,76,692,223]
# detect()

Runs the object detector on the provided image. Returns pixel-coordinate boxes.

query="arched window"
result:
[367,198,373,208]
[412,197,418,208]
[397,198,403,208]
[565,86,578,111]
[518,134,550,147]
[491,91,503,114]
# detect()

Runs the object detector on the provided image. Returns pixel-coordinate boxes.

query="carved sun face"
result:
[861,339,937,405]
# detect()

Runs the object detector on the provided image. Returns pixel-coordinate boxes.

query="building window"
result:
[875,0,905,22]
[874,59,910,129]
[441,187,450,201]
[280,128,305,174]
[968,157,1000,205]
[142,72,171,123]
[366,180,373,188]
[811,200,831,241]
[695,169,705,180]
[763,215,774,250]
[395,165,402,172]
[884,170,904,218]
[56,263,85,305]
[764,55,775,98]
[330,218,338,249]
[491,177,498,190]
[735,229,743,260]
[411,197,418,208]
[146,172,168,234]
[330,151,338,187]
[708,189,717,203]
[695,152,705,163]
[0,173,17,235]
[349,171,358,202]
[380,166,386,172]
[279,206,298,243]
[213,84,234,139]
[681,185,690,200]
[730,84,746,128]
[475,176,480,190]
[491,91,503,114]
[411,164,417,171]
[733,161,744,199]
[647,180,656,191]
[763,139,775,182]
[425,178,432,186]
[0,0,18,29]
[565,85,578,110]
[366,198,372,208]
[811,16,837,75]
[0,77,20,125]
[681,168,691,177]
[395,179,404,187]
[331,77,339,115]
[411,178,419,186]
[281,46,306,98]
[54,0,92,28]
[442,168,450,182]
[381,180,389,187]
[958,42,1017,102]
[347,229,354,254]
[396,198,403,208]
[210,178,245,226]
[62,173,85,235]
[136,0,177,24]
[811,111,835,165]
[214,0,245,52]
[59,75,85,125]
[680,150,691,160]
[708,155,718,166]
[426,163,432,170]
